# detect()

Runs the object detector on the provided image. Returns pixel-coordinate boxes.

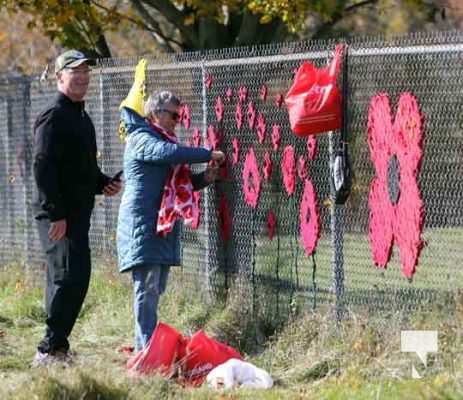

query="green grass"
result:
[0,262,462,399]
[251,226,463,314]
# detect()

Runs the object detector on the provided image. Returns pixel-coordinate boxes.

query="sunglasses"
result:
[159,109,181,121]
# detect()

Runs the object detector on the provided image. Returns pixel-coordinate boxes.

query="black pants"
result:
[36,209,92,353]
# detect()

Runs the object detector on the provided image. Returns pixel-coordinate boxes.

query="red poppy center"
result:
[387,154,401,205]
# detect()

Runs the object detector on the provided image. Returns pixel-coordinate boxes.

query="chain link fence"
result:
[1,31,462,323]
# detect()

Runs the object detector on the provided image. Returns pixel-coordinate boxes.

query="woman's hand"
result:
[211,150,225,164]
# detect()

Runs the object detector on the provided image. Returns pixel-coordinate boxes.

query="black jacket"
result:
[33,92,110,221]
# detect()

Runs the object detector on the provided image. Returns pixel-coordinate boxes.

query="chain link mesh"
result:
[1,31,462,321]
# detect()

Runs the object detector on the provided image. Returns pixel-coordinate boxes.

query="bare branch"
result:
[133,0,198,45]
[130,0,185,50]
[312,0,379,39]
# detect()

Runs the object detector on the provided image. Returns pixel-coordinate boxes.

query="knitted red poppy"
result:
[367,92,424,279]
[242,147,261,209]
[257,112,266,144]
[271,124,281,151]
[263,151,272,182]
[205,73,213,89]
[247,101,256,130]
[206,125,222,150]
[297,155,308,181]
[267,210,276,240]
[192,128,201,147]
[281,145,296,196]
[226,87,233,102]
[239,85,248,103]
[182,104,191,130]
[232,137,239,165]
[260,85,268,101]
[235,103,243,130]
[306,135,317,160]
[300,179,320,256]
[215,96,224,123]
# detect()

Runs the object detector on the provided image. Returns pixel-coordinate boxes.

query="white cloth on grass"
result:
[206,358,273,390]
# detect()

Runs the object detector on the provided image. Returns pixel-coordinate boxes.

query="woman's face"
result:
[154,102,181,132]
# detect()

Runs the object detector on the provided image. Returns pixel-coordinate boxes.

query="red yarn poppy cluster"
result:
[180,76,320,257]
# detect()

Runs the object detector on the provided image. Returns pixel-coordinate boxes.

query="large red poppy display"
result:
[367,92,424,279]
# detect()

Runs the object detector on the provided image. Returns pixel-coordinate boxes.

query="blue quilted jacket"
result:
[116,107,212,272]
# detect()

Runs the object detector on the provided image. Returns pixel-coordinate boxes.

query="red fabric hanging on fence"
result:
[285,44,344,137]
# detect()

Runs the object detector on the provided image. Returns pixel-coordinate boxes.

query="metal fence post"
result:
[99,70,111,259]
[201,63,214,303]
[22,79,33,268]
[4,97,13,265]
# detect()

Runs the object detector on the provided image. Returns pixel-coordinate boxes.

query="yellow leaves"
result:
[246,0,308,32]
[184,14,196,26]
[323,197,333,208]
[247,1,258,12]
[55,9,76,26]
[259,14,272,24]
[15,279,25,293]
[433,374,450,387]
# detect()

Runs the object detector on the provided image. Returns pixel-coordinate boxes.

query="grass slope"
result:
[0,263,462,399]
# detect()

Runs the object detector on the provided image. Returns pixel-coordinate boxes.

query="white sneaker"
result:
[31,350,73,368]
[31,350,55,367]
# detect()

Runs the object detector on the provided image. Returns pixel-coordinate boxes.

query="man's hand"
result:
[49,219,67,241]
[204,165,220,183]
[103,180,122,197]
[211,150,225,165]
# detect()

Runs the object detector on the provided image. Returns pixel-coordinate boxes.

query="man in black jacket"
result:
[32,50,122,366]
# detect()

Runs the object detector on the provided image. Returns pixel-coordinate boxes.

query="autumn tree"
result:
[0,0,455,59]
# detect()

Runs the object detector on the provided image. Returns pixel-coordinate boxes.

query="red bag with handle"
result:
[127,322,182,376]
[178,330,242,386]
[285,44,344,137]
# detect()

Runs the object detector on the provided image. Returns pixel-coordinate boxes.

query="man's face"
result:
[56,62,90,101]
[155,102,181,133]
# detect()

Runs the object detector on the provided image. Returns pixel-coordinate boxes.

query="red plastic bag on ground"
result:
[127,322,182,376]
[285,44,344,137]
[178,330,242,386]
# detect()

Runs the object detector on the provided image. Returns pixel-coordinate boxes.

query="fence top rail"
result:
[3,31,463,85]
[98,42,463,74]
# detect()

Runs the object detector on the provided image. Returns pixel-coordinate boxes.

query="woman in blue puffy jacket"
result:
[117,90,225,351]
